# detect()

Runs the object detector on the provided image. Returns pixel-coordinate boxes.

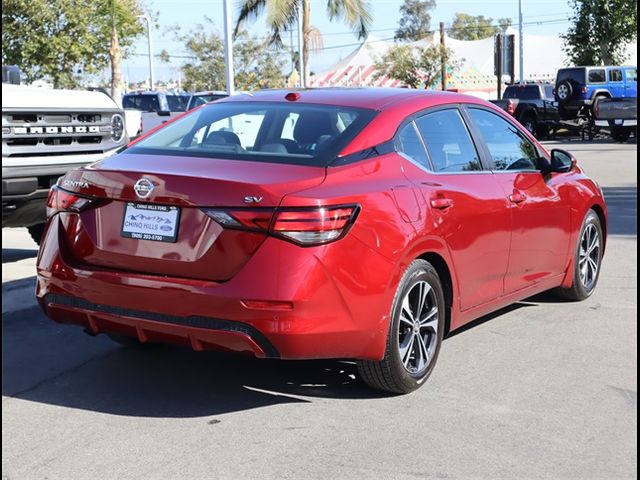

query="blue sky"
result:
[121,0,572,84]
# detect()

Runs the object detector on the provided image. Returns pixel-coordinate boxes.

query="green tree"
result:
[234,0,373,86]
[562,0,637,65]
[175,22,286,91]
[2,0,145,92]
[394,0,436,42]
[374,44,461,89]
[448,13,509,40]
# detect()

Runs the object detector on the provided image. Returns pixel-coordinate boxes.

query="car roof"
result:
[218,87,478,110]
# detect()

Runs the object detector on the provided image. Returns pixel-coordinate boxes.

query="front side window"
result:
[588,69,606,83]
[609,69,623,82]
[414,109,482,173]
[128,102,377,167]
[395,122,429,169]
[468,108,539,171]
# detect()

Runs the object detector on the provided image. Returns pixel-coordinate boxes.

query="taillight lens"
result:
[581,86,588,94]
[506,99,516,115]
[201,205,359,246]
[46,186,94,218]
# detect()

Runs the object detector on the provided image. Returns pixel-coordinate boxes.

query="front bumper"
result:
[36,217,397,360]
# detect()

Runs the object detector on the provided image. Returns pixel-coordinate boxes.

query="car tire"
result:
[357,259,445,394]
[610,126,631,143]
[520,115,538,137]
[27,223,45,246]
[553,209,604,301]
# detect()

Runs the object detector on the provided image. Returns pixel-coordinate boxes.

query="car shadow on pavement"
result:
[602,186,637,236]
[2,248,38,263]
[2,306,386,419]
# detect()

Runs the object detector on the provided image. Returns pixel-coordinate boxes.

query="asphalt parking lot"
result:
[2,138,637,480]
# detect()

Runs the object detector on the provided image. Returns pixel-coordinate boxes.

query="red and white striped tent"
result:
[310,28,638,99]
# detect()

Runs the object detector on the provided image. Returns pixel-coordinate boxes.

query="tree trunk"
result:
[110,23,122,107]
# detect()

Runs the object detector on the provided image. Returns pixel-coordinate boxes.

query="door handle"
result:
[430,198,454,209]
[508,192,526,204]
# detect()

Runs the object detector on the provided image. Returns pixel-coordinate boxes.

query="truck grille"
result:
[2,109,124,158]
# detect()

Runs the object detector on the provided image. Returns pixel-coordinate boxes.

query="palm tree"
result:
[234,0,373,87]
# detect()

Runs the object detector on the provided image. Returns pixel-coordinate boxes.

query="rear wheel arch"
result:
[417,252,454,336]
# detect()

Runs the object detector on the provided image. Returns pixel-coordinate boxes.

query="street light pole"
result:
[136,14,154,90]
[222,0,235,95]
[297,2,305,88]
[518,0,524,83]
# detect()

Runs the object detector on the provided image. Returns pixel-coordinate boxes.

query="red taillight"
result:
[581,86,588,94]
[201,205,359,246]
[506,99,516,115]
[46,186,94,218]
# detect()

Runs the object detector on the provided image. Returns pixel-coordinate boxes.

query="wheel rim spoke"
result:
[396,279,439,374]
[579,223,601,290]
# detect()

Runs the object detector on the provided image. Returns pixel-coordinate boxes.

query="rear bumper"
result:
[36,217,397,360]
[594,119,637,127]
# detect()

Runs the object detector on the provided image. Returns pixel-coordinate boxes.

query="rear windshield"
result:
[556,68,586,84]
[503,85,541,100]
[128,101,377,167]
[123,95,160,112]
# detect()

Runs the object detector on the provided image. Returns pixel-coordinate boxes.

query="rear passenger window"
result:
[609,69,623,82]
[588,69,606,83]
[395,122,429,168]
[414,109,482,172]
[468,109,539,171]
[626,68,637,83]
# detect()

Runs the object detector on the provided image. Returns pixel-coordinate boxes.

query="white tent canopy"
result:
[311,28,637,99]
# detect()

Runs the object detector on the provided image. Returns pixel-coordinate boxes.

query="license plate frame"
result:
[121,202,181,243]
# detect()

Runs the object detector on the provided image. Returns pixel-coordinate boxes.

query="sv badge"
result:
[243,196,263,204]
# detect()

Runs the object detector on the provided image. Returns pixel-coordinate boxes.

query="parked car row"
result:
[122,90,229,135]
[491,64,637,142]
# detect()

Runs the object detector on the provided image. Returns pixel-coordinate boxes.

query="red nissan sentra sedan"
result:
[37,88,607,393]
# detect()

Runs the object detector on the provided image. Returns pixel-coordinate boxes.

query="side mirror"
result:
[157,110,171,117]
[549,149,576,173]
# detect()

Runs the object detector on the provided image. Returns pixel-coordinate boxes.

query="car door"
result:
[465,106,571,294]
[608,68,625,97]
[542,85,561,123]
[397,107,512,311]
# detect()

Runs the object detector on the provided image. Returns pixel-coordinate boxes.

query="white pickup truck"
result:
[2,78,130,243]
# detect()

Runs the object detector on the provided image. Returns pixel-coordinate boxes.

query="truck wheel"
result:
[610,127,631,143]
[521,115,538,137]
[27,224,45,246]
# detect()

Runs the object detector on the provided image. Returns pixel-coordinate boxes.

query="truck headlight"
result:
[111,114,125,142]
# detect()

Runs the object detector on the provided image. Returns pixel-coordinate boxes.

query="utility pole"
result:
[223,0,235,95]
[297,2,305,88]
[496,33,503,99]
[440,22,446,91]
[518,0,524,83]
[136,15,154,91]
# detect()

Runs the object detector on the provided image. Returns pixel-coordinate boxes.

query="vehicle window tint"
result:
[130,102,377,167]
[414,109,481,172]
[122,95,160,112]
[167,96,187,112]
[544,85,554,99]
[503,85,539,100]
[625,68,637,82]
[395,122,429,169]
[588,69,606,83]
[556,68,586,84]
[609,69,623,82]
[468,108,539,171]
